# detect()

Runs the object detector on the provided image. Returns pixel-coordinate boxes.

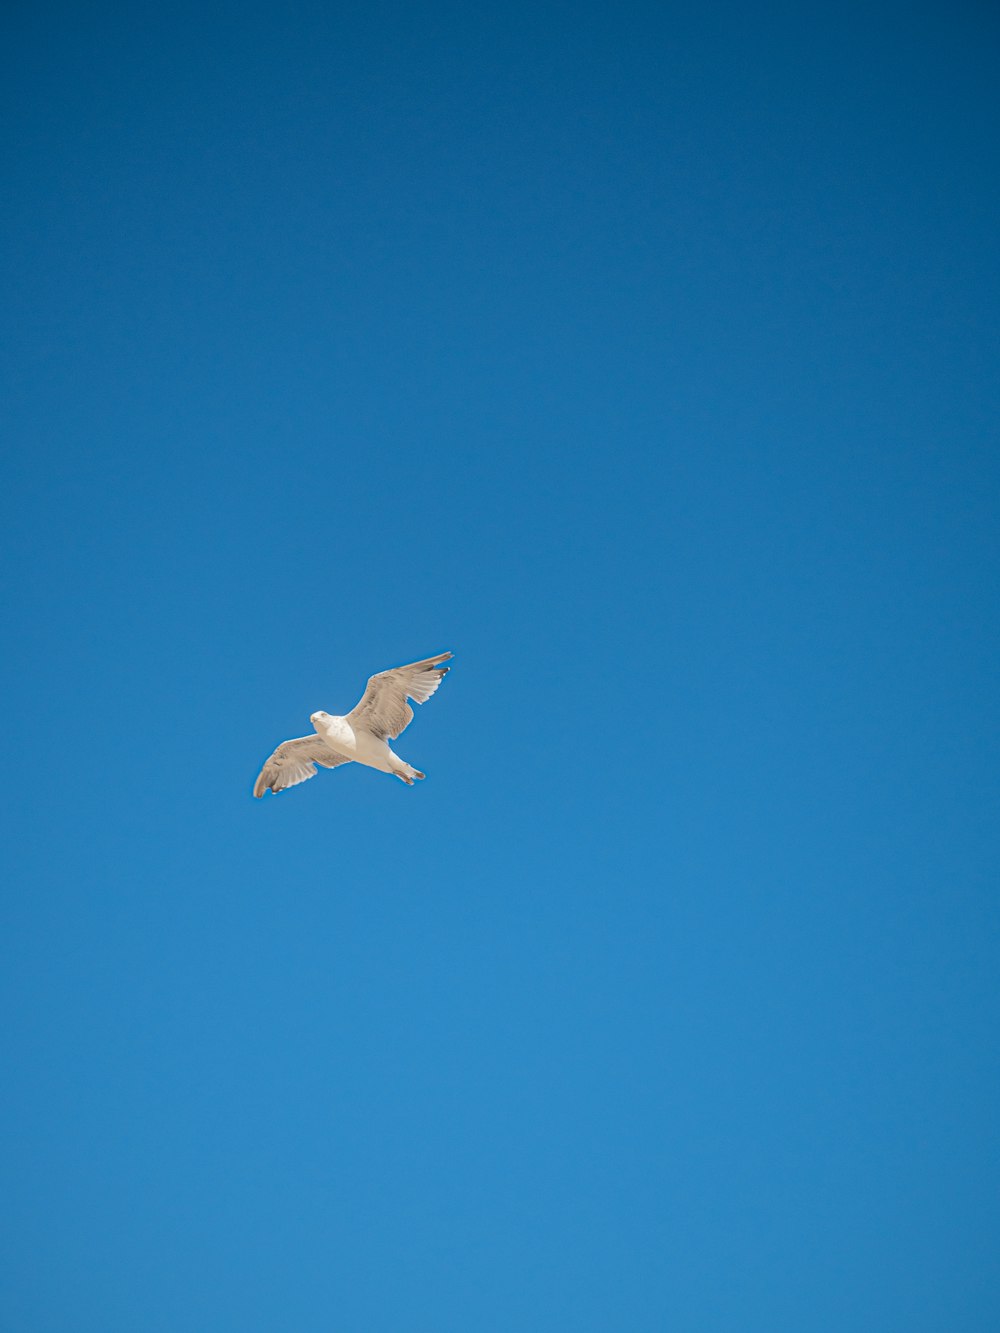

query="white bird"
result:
[253,652,453,798]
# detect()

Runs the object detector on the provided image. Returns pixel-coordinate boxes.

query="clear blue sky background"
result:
[2,2,998,1329]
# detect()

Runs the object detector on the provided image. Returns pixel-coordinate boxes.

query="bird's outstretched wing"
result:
[253,736,352,797]
[346,652,453,740]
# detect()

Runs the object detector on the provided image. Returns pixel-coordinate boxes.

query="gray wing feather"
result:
[346,651,453,740]
[253,735,352,798]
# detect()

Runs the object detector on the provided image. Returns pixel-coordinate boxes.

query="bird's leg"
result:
[390,758,423,784]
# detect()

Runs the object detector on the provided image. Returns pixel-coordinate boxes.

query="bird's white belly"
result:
[316,717,394,773]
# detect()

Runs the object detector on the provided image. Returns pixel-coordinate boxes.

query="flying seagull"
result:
[253,652,453,797]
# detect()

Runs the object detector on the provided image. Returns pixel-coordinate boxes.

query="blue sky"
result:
[2,2,999,1329]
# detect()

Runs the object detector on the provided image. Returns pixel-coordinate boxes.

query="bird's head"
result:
[310,711,330,728]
